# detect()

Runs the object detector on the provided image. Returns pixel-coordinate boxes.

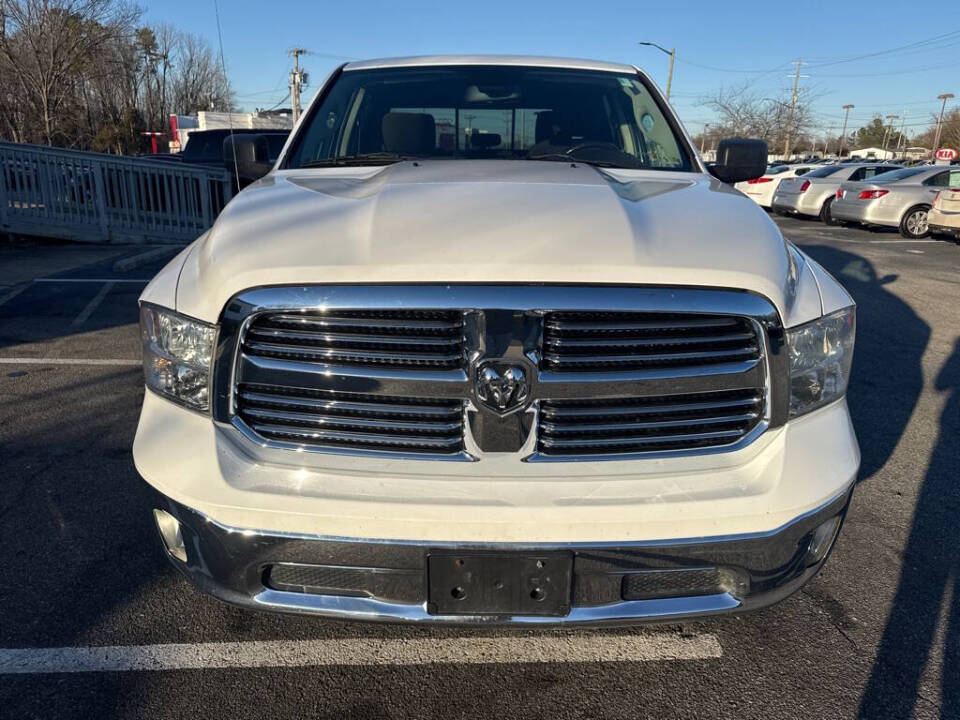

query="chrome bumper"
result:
[150,486,853,625]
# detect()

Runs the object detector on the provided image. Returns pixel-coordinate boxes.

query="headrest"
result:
[382,112,436,155]
[535,111,560,143]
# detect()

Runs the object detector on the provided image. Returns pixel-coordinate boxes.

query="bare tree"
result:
[699,83,822,154]
[170,31,234,115]
[0,0,139,145]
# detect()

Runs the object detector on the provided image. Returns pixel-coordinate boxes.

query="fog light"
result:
[153,509,187,563]
[805,517,841,566]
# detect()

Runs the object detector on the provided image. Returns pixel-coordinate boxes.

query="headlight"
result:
[786,307,855,418]
[140,303,217,412]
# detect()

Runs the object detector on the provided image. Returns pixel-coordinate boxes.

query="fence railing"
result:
[0,141,233,244]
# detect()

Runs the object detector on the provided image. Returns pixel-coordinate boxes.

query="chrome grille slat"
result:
[540,411,759,434]
[539,428,746,449]
[236,383,465,455]
[543,332,755,349]
[249,423,464,450]
[243,406,463,434]
[542,311,761,373]
[238,390,461,418]
[247,327,463,347]
[539,395,762,419]
[261,313,463,332]
[243,309,466,370]
[545,317,741,332]
[245,341,464,366]
[537,389,764,456]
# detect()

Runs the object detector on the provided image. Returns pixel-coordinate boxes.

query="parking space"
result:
[0,222,957,719]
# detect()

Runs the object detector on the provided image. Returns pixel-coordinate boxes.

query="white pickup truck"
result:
[134,55,859,624]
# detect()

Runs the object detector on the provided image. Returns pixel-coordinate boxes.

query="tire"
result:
[899,205,931,239]
[820,197,839,225]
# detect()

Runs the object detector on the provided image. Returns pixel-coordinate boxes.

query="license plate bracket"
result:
[427,551,573,616]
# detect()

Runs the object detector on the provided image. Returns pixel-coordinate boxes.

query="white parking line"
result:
[868,239,939,244]
[0,634,722,674]
[0,284,29,307]
[71,282,115,327]
[0,357,139,366]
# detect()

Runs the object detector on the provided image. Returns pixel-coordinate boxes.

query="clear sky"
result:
[146,1,958,141]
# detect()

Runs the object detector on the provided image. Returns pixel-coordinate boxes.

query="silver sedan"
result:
[771,163,898,224]
[831,166,960,238]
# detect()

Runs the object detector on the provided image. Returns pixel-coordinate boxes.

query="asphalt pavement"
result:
[0,219,957,719]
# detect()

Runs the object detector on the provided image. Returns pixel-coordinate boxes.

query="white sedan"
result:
[735,164,817,208]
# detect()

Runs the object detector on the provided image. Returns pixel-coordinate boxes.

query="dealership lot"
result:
[0,219,957,719]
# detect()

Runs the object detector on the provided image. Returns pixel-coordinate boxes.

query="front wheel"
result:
[820,197,839,225]
[899,205,931,238]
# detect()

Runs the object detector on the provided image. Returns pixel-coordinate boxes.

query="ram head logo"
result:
[475,362,530,414]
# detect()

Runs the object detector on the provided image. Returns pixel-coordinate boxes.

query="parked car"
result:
[928,185,960,238]
[831,165,960,238]
[735,164,817,208]
[772,163,900,224]
[135,55,859,625]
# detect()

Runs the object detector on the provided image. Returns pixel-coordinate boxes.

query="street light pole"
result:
[700,123,709,154]
[639,41,675,101]
[839,104,854,159]
[931,93,955,158]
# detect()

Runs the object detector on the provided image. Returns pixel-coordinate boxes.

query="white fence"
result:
[0,141,233,244]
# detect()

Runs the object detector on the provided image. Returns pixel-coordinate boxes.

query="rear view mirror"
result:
[223,134,273,187]
[709,138,768,184]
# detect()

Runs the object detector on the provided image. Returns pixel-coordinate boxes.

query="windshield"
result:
[870,167,928,183]
[285,65,692,171]
[804,166,845,178]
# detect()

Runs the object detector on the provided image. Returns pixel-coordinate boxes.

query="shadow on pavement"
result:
[857,339,959,719]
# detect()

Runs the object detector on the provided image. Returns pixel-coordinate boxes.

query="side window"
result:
[795,167,811,176]
[925,171,960,187]
[849,167,867,181]
[861,167,884,180]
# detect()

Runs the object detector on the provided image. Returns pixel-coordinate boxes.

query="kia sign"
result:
[935,147,958,164]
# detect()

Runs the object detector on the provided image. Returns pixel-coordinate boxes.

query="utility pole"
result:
[931,93,955,158]
[839,104,854,159]
[896,111,908,156]
[700,123,709,154]
[882,115,898,155]
[639,41,675,101]
[289,47,307,123]
[782,59,806,160]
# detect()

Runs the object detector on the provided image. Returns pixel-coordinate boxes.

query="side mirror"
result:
[223,134,272,187]
[708,138,768,184]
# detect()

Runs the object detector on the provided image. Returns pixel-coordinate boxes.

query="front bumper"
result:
[152,486,852,625]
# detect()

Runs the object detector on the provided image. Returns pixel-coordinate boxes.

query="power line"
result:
[804,29,960,69]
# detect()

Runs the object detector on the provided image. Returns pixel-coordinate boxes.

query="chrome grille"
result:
[538,389,764,456]
[236,383,465,454]
[542,311,760,372]
[243,309,466,369]
[218,286,782,461]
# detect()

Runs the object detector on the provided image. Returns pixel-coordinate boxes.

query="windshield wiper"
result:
[525,152,646,170]
[298,153,419,168]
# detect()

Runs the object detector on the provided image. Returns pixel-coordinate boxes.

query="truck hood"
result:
[174,159,821,325]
